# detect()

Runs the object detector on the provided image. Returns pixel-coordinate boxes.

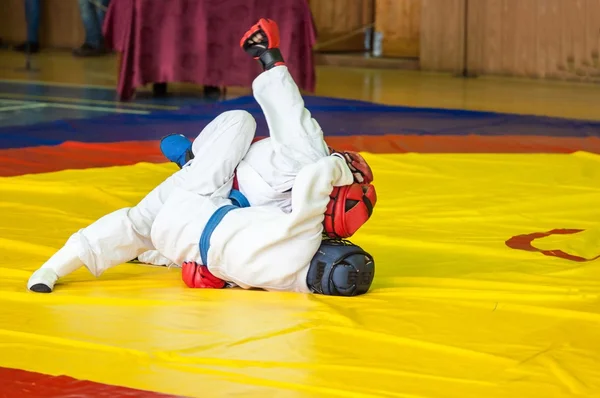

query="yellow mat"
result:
[1,152,600,397]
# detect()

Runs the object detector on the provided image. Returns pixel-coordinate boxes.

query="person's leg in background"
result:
[94,0,110,23]
[73,0,110,56]
[14,0,41,53]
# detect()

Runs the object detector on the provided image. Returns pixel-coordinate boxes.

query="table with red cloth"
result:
[102,0,317,101]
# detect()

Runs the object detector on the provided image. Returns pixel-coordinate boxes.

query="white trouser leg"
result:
[27,207,154,292]
[186,110,257,195]
[150,112,256,265]
[241,65,330,192]
[28,110,256,291]
[69,207,155,276]
[129,110,257,236]
[134,110,257,267]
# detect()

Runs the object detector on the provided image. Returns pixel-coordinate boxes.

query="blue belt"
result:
[229,189,250,208]
[199,189,249,265]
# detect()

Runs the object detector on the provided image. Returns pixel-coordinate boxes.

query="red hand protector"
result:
[240,18,281,53]
[182,261,226,289]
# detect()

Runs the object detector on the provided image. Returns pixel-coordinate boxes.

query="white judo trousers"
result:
[28,65,336,291]
[27,109,256,289]
[137,65,330,266]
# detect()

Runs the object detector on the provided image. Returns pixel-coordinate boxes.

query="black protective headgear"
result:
[306,238,375,296]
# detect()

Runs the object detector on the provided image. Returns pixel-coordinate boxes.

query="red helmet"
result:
[324,183,377,238]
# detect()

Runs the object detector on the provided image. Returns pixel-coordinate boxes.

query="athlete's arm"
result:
[285,154,353,234]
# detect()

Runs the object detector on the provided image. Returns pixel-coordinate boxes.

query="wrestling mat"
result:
[1,96,600,397]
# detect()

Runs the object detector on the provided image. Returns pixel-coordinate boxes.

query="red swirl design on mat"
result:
[506,229,600,262]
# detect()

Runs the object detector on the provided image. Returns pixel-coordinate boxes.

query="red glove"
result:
[182,261,226,289]
[329,147,374,184]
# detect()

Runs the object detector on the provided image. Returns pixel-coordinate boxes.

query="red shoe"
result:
[182,261,226,289]
[240,18,285,70]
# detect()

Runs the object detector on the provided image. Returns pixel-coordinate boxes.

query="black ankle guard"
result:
[258,48,284,70]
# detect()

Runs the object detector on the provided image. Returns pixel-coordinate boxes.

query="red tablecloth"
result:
[103,0,317,101]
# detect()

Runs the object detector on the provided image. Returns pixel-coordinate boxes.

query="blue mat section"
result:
[0,80,218,108]
[0,101,126,128]
[1,95,600,150]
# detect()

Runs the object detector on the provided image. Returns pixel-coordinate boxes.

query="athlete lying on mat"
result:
[27,18,377,296]
[134,18,374,268]
[139,135,372,268]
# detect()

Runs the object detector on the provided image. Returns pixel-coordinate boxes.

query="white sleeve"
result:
[285,154,353,232]
[252,66,330,169]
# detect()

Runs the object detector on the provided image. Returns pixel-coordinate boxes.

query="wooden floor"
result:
[1,49,600,121]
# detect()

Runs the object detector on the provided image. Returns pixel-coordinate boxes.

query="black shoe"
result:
[203,85,222,100]
[72,43,109,57]
[14,42,39,53]
[153,83,168,97]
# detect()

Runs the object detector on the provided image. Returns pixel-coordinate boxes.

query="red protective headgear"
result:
[324,183,377,238]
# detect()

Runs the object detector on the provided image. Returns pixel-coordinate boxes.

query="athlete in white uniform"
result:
[26,19,377,296]
[136,18,374,268]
